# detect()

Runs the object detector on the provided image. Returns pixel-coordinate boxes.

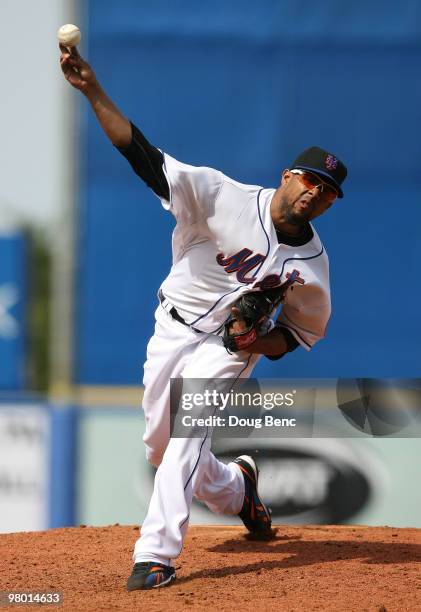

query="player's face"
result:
[278,170,337,224]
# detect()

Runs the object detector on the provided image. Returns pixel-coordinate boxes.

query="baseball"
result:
[57,24,81,47]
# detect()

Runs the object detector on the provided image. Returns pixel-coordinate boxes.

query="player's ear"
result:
[281,169,292,185]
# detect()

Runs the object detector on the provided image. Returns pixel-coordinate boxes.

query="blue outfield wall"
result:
[0,233,27,390]
[76,1,421,384]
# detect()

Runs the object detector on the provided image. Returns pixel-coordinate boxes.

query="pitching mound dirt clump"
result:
[0,525,420,611]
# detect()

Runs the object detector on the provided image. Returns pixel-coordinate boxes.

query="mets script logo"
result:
[216,249,305,289]
[255,270,305,291]
[216,248,265,284]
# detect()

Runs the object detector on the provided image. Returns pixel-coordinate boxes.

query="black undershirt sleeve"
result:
[116,122,170,201]
[265,326,300,361]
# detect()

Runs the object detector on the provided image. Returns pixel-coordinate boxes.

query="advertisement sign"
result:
[0,405,50,533]
[76,409,421,529]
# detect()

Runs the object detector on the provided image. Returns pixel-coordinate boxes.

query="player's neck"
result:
[274,220,305,236]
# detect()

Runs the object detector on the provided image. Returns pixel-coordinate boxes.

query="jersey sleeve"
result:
[277,279,332,351]
[160,152,223,225]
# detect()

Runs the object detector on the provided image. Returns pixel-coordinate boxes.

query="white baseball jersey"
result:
[132,151,334,567]
[158,153,331,350]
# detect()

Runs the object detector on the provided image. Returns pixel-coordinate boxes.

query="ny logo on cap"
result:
[325,154,338,171]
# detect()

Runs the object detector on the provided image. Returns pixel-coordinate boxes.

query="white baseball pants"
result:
[133,303,260,566]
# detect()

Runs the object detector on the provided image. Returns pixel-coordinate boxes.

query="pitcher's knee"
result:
[145,446,164,467]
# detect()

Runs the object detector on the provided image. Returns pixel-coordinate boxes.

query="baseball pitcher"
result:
[59,44,347,591]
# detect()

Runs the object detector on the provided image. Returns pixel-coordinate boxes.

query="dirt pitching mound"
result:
[0,525,420,611]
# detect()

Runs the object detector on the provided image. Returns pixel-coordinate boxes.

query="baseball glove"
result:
[222,287,284,353]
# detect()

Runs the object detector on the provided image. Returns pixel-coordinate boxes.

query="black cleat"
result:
[234,455,272,535]
[126,562,176,591]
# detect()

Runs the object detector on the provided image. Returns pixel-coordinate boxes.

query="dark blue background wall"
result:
[76,1,421,384]
[0,233,26,390]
